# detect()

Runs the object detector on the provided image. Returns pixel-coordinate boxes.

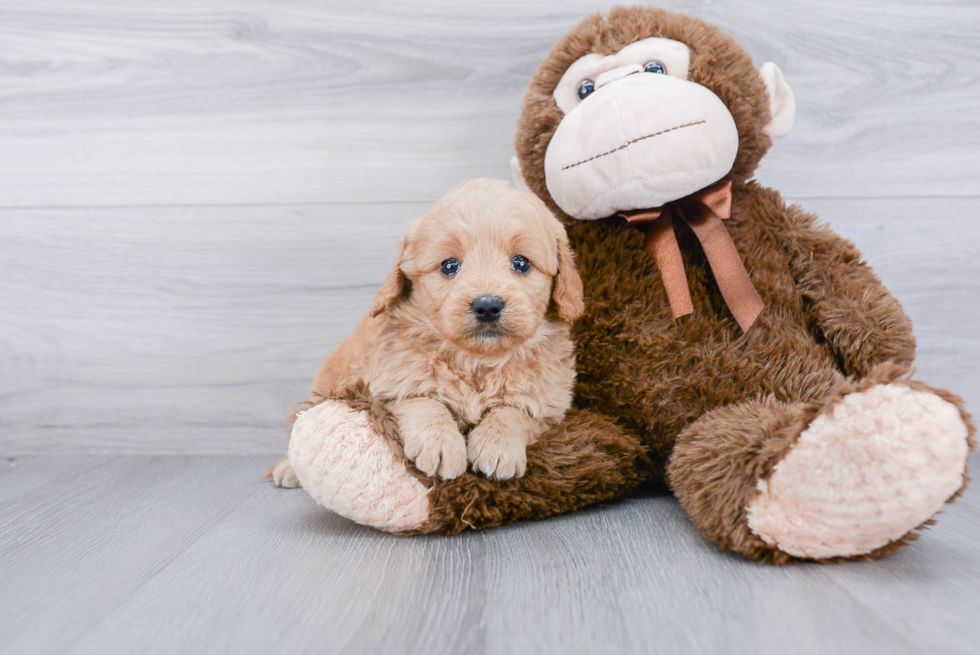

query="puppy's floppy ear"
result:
[553,228,584,322]
[370,234,411,317]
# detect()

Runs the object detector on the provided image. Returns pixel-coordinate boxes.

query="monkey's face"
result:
[515,10,796,222]
[546,37,741,219]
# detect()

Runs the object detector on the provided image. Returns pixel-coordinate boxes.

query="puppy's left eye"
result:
[440,258,460,276]
[511,255,531,274]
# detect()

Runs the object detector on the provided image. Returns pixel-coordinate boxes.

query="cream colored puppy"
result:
[266,178,584,484]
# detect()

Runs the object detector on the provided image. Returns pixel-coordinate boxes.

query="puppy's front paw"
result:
[468,423,527,481]
[402,424,468,480]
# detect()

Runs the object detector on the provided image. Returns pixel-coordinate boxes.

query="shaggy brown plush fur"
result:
[565,180,918,477]
[403,176,973,559]
[422,408,650,534]
[408,6,972,560]
[283,6,974,562]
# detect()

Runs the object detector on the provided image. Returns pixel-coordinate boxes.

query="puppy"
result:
[266,178,583,485]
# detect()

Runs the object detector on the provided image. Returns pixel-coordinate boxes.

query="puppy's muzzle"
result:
[471,295,504,323]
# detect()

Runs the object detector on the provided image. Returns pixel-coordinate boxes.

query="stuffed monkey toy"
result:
[281,6,974,563]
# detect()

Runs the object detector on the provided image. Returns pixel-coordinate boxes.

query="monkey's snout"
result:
[544,73,739,220]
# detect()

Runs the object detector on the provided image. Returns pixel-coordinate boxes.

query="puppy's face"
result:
[409,200,555,355]
[372,179,584,355]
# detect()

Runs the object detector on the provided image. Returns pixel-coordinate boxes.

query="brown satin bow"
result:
[619,180,764,331]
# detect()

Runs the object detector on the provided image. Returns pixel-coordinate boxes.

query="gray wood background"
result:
[1,0,978,455]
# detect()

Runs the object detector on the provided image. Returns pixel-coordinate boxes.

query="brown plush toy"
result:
[282,6,975,563]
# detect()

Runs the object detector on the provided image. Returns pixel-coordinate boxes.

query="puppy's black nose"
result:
[471,295,504,323]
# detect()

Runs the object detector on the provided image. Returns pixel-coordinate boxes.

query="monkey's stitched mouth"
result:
[561,120,706,171]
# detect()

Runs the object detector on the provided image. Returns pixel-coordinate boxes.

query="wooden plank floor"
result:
[1,455,978,655]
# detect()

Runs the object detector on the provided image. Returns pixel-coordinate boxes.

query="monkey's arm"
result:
[286,385,649,534]
[785,207,915,377]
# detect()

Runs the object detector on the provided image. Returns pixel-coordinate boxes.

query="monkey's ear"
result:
[369,234,411,317]
[759,62,795,139]
[510,155,531,192]
[552,229,584,322]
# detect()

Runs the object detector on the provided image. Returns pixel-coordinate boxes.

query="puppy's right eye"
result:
[440,258,460,276]
[577,79,595,100]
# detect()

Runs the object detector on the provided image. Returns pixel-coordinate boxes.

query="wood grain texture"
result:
[815,493,980,655]
[0,203,415,454]
[1,198,976,454]
[2,456,979,654]
[0,0,976,207]
[0,456,264,655]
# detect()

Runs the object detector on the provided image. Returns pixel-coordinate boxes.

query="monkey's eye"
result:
[511,255,531,274]
[643,60,667,74]
[440,258,460,276]
[576,79,595,100]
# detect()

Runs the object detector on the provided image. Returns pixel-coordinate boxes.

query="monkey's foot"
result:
[746,383,970,559]
[288,400,431,533]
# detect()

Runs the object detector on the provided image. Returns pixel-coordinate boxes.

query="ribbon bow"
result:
[619,180,764,331]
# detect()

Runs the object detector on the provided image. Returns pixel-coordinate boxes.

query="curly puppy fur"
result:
[272,179,584,482]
